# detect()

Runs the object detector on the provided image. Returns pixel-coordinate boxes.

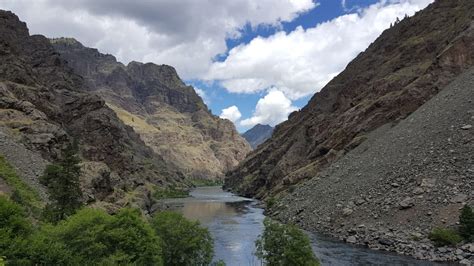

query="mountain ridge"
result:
[242,124,274,149]
[51,37,251,180]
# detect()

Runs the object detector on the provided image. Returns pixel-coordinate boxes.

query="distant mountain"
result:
[242,124,274,149]
[51,38,251,180]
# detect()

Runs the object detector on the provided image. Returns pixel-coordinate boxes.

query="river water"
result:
[162,186,445,266]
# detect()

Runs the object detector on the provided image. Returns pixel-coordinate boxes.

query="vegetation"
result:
[0,155,42,216]
[152,211,214,266]
[153,186,189,199]
[40,142,83,223]
[191,178,223,187]
[265,197,277,208]
[429,228,462,247]
[0,196,216,265]
[459,205,474,241]
[255,218,319,266]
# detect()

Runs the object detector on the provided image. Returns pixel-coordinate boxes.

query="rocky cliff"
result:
[225,0,474,198]
[0,10,188,212]
[51,39,251,180]
[242,124,274,149]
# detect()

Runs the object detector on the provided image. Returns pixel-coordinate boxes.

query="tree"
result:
[255,218,319,266]
[459,205,474,241]
[152,211,213,266]
[40,142,83,222]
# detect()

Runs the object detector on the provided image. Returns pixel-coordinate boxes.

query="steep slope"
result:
[225,0,474,198]
[51,39,251,180]
[0,10,187,212]
[274,67,474,262]
[242,124,274,149]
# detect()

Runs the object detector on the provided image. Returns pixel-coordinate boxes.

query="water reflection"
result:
[162,187,451,266]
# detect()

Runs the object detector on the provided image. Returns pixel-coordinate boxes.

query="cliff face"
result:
[225,0,474,198]
[242,124,274,149]
[51,39,251,180]
[0,10,187,212]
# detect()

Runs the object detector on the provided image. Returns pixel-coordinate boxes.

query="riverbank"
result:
[163,186,454,265]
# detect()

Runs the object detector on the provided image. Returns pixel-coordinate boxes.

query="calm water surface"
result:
[163,186,446,266]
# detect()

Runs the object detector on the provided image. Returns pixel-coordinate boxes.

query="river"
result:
[162,186,447,266]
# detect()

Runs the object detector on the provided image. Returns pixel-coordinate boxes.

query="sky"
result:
[0,0,433,132]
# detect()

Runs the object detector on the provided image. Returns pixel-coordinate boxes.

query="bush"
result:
[29,208,163,265]
[0,196,32,264]
[152,211,213,266]
[429,228,462,247]
[153,187,189,200]
[255,218,319,266]
[459,205,474,241]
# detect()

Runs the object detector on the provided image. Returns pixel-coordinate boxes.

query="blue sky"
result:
[0,0,433,132]
[187,0,400,132]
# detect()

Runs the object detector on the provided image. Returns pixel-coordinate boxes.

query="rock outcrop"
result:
[242,124,274,149]
[51,38,251,180]
[225,0,474,198]
[274,67,474,262]
[0,10,187,211]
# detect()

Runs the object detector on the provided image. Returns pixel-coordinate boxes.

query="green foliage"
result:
[40,142,83,222]
[190,179,223,187]
[255,218,319,266]
[266,197,277,209]
[153,187,189,200]
[29,208,163,265]
[0,155,42,215]
[152,211,213,266]
[459,205,474,241]
[429,228,462,247]
[0,196,32,264]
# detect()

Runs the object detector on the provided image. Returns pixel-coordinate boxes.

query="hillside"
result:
[242,124,274,149]
[51,39,251,180]
[274,66,473,262]
[0,10,188,212]
[225,0,474,198]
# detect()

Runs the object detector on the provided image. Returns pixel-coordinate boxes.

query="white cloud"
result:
[206,0,433,100]
[220,106,242,123]
[194,87,210,105]
[240,90,297,127]
[0,0,316,78]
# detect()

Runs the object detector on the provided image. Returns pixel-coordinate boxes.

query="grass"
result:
[429,228,462,247]
[153,187,189,200]
[0,155,43,216]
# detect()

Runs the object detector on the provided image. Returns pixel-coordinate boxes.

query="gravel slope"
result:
[273,67,474,263]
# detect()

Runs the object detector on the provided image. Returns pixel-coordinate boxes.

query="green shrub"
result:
[266,197,277,208]
[29,208,163,265]
[153,187,189,199]
[459,205,474,241]
[429,228,462,247]
[190,179,223,187]
[0,196,32,264]
[152,211,213,266]
[255,218,320,266]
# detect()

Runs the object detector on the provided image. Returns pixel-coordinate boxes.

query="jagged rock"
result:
[346,236,357,244]
[0,10,189,209]
[51,38,251,180]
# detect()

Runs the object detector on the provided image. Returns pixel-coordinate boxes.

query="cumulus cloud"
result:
[194,87,210,105]
[220,106,242,123]
[206,0,433,100]
[0,0,315,78]
[240,90,297,127]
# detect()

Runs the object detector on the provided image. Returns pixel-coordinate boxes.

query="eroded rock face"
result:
[225,0,474,198]
[0,10,187,209]
[51,38,251,180]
